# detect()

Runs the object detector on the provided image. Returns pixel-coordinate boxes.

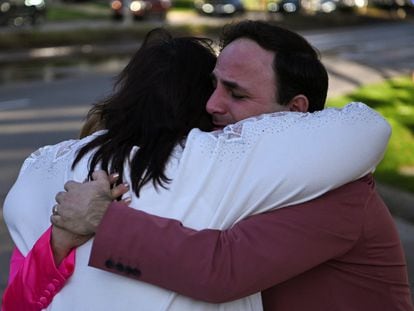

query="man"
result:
[52,21,413,310]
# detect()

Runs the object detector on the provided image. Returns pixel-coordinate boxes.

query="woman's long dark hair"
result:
[72,29,217,196]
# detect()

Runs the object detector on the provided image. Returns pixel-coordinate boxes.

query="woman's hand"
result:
[51,225,92,266]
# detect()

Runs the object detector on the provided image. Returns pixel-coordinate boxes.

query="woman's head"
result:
[103,28,217,135]
[75,29,217,195]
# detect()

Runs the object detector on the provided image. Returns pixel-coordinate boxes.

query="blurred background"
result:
[0,0,414,304]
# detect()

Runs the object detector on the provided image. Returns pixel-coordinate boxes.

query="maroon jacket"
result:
[89,175,414,310]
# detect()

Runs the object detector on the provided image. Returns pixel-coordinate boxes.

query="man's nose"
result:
[206,88,226,115]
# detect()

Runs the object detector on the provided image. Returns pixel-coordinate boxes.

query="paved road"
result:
[1,20,414,303]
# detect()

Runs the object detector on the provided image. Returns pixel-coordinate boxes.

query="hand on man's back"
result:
[51,171,129,235]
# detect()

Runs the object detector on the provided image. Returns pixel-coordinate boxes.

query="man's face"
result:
[206,38,289,129]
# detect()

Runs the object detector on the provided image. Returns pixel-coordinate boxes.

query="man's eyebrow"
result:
[210,73,248,92]
[222,80,239,89]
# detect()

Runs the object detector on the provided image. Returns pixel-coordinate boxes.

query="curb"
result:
[0,42,141,64]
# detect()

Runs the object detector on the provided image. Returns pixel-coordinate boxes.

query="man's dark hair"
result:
[220,20,328,112]
[73,29,217,196]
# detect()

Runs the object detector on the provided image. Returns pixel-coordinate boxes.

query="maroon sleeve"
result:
[89,177,372,303]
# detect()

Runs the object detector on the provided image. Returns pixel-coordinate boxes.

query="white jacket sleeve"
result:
[173,102,390,229]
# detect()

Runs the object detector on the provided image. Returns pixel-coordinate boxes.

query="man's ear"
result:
[287,95,309,113]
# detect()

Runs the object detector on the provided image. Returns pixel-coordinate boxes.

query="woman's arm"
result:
[180,102,391,227]
[2,227,76,311]
[50,226,91,266]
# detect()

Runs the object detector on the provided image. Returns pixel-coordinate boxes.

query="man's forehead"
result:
[219,38,274,64]
[215,39,275,85]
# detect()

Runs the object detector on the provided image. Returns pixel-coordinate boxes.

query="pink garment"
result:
[2,226,75,311]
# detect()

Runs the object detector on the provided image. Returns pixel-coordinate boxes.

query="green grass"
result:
[327,76,414,193]
[0,22,226,50]
[173,0,195,9]
[46,3,111,21]
[243,0,267,10]
[173,0,267,10]
[0,0,401,50]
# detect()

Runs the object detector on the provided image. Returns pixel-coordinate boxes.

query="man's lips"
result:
[213,124,225,130]
[211,117,228,130]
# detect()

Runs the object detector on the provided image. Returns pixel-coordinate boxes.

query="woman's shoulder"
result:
[20,131,105,175]
[227,102,384,136]
[20,139,77,173]
[189,102,386,142]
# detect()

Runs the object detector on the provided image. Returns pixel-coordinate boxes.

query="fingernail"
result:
[111,173,119,179]
[123,183,130,188]
[124,196,132,204]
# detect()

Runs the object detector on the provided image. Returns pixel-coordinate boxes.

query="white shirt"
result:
[4,102,391,311]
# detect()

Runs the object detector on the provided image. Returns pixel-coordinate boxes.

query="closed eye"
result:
[231,93,246,100]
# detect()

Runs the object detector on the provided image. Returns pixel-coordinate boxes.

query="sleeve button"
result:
[125,266,133,274]
[131,268,141,277]
[115,263,124,272]
[105,259,115,269]
[39,297,48,304]
[52,278,61,286]
[47,283,56,292]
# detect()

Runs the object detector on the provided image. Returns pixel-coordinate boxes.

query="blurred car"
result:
[194,0,245,16]
[267,0,301,13]
[316,0,367,12]
[0,0,46,26]
[110,0,171,20]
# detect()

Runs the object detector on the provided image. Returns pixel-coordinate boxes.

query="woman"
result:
[2,28,216,311]
[2,29,390,310]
